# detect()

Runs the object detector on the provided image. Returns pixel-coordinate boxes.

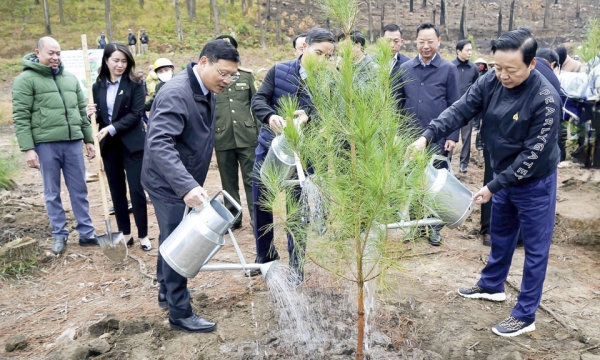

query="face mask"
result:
[157,69,173,82]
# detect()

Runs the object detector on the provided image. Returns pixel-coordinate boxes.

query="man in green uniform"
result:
[214,35,260,230]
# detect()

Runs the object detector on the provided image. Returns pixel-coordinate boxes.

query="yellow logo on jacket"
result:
[513,112,519,121]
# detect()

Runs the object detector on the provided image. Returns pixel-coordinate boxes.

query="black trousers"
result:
[150,195,192,319]
[459,119,473,167]
[480,145,493,235]
[102,136,148,238]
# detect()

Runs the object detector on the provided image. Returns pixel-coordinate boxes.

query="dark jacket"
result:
[251,57,312,149]
[398,54,461,148]
[128,33,137,46]
[215,69,260,151]
[391,52,411,105]
[451,57,479,96]
[534,57,561,96]
[92,76,146,154]
[141,62,215,201]
[423,69,561,193]
[140,33,149,44]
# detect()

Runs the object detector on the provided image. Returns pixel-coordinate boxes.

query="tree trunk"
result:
[104,0,112,42]
[497,0,503,38]
[555,0,558,4]
[380,4,385,38]
[259,2,266,49]
[355,282,365,360]
[242,0,247,14]
[394,0,398,23]
[248,0,252,7]
[508,0,515,31]
[368,0,374,43]
[139,0,144,7]
[433,9,436,23]
[176,0,183,40]
[575,0,580,19]
[35,0,39,4]
[58,0,65,25]
[230,0,234,5]
[459,0,467,39]
[422,0,426,9]
[42,0,51,34]
[222,0,228,29]
[275,0,282,45]
[191,0,196,20]
[440,0,446,26]
[210,0,221,35]
[186,0,191,21]
[543,0,551,29]
[409,0,414,12]
[306,0,310,15]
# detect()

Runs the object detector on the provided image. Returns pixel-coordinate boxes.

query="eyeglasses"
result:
[307,45,334,60]
[211,61,240,81]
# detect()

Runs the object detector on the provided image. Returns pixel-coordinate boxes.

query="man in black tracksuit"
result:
[411,28,561,337]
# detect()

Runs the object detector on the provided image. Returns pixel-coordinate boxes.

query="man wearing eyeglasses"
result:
[398,22,460,247]
[141,40,240,334]
[248,27,336,283]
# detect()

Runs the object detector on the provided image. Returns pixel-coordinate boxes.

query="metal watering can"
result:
[159,190,277,279]
[422,155,474,228]
[260,135,305,185]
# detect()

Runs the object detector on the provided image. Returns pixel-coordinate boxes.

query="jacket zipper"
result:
[53,73,72,140]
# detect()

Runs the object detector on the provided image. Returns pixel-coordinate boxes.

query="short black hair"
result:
[382,23,403,37]
[416,22,440,38]
[555,46,567,66]
[305,27,336,46]
[199,39,240,63]
[492,27,537,66]
[292,33,307,49]
[337,30,366,49]
[536,48,559,68]
[456,39,472,52]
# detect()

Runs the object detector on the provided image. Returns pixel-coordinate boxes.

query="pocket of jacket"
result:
[235,83,250,91]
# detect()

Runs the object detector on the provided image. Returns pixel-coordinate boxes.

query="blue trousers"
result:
[36,141,95,240]
[477,171,557,323]
[150,195,192,320]
[252,143,303,260]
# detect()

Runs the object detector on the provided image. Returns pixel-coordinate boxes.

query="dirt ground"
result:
[0,123,599,360]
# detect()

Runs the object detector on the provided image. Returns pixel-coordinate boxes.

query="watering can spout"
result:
[259,260,278,279]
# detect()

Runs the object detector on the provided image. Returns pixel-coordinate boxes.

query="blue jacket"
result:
[423,70,561,193]
[398,54,461,149]
[251,57,312,149]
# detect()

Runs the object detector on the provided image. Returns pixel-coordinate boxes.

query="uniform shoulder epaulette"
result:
[238,66,253,73]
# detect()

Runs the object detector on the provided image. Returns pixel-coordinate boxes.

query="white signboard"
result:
[60,49,104,99]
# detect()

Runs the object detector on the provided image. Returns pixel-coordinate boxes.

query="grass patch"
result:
[0,138,19,190]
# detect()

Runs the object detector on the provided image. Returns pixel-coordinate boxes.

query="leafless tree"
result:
[105,0,112,42]
[58,0,65,25]
[440,0,446,26]
[139,0,144,7]
[508,0,515,31]
[176,0,183,40]
[222,0,228,28]
[575,0,580,18]
[410,0,414,12]
[543,0,551,29]
[380,3,385,36]
[210,0,221,35]
[42,0,51,34]
[497,0,503,37]
[368,0,374,42]
[275,0,282,44]
[459,0,467,39]
[258,2,266,48]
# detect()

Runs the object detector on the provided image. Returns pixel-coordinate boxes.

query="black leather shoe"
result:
[428,229,442,247]
[52,237,67,255]
[246,249,280,277]
[230,222,242,231]
[482,233,491,247]
[158,292,168,309]
[126,237,134,247]
[169,314,217,333]
[79,234,100,247]
[459,163,468,173]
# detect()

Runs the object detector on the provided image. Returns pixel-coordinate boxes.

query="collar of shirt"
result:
[418,53,437,67]
[389,52,400,73]
[105,76,122,124]
[192,65,211,98]
[299,64,308,80]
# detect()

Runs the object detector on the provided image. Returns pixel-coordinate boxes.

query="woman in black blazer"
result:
[86,43,150,250]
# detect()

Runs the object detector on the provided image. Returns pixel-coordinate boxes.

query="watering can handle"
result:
[214,190,243,223]
[182,196,209,221]
[429,154,454,175]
